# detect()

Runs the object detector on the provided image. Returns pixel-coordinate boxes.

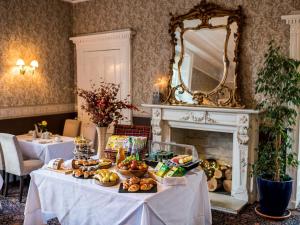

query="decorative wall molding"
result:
[180,112,205,123]
[61,0,90,4]
[70,29,135,45]
[0,104,76,120]
[282,11,300,60]
[151,109,162,137]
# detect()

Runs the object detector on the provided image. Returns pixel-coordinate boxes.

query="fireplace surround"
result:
[142,104,259,213]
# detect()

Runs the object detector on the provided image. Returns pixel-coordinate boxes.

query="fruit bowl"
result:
[117,168,147,178]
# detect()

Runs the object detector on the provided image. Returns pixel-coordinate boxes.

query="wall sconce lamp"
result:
[16,59,39,75]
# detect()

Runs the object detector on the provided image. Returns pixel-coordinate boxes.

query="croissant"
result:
[140,183,154,191]
[128,184,140,192]
[74,170,83,178]
[140,178,156,185]
[129,177,140,185]
[123,181,130,190]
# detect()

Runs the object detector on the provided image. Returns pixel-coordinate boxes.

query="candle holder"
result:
[152,91,161,104]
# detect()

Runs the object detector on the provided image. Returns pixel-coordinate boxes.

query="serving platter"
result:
[72,174,94,179]
[118,183,157,193]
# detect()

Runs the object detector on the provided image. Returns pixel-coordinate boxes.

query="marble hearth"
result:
[142,104,259,213]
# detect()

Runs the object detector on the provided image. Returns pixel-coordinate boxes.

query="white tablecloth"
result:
[24,168,212,225]
[18,135,75,163]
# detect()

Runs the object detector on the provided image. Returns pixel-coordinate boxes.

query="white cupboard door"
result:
[78,49,131,125]
[71,30,134,126]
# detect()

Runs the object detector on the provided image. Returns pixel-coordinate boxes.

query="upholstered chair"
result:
[0,144,4,194]
[63,119,81,137]
[80,122,97,149]
[0,133,43,202]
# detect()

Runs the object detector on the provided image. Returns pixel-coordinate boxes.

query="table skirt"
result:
[24,168,212,225]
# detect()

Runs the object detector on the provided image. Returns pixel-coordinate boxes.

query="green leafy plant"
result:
[253,41,300,182]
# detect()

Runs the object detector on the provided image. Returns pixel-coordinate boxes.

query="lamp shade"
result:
[16,59,25,66]
[30,60,39,68]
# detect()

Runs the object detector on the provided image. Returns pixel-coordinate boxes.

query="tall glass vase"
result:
[96,126,107,159]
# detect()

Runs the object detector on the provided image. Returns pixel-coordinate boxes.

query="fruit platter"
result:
[170,155,200,171]
[117,155,148,178]
[170,155,193,165]
[94,169,120,187]
[119,176,157,193]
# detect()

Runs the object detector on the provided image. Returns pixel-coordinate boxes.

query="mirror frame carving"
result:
[165,0,243,108]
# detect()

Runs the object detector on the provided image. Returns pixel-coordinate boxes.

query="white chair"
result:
[0,133,43,202]
[0,144,4,194]
[63,119,81,137]
[80,122,97,149]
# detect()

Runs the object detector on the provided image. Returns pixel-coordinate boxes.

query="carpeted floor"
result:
[1,181,300,225]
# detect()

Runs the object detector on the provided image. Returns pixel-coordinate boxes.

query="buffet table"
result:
[17,135,75,163]
[24,167,212,225]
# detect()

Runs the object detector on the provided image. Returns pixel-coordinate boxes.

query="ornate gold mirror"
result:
[165,1,243,107]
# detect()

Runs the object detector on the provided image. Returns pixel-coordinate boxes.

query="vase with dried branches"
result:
[77,81,138,158]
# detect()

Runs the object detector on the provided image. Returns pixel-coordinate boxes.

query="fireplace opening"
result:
[171,128,233,194]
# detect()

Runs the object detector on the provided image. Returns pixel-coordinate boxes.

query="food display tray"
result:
[148,170,187,186]
[72,174,94,179]
[180,160,200,171]
[145,159,200,171]
[118,183,157,193]
[144,159,158,168]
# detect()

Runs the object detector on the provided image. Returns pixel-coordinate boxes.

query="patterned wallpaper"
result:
[0,0,74,108]
[72,0,300,113]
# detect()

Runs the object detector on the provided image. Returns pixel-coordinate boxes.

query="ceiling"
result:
[61,0,90,3]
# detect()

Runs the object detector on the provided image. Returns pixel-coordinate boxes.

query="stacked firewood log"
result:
[200,159,232,192]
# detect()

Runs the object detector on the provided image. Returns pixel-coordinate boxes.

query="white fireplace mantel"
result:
[142,104,259,213]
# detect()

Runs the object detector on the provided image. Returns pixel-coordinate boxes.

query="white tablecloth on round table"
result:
[17,135,75,163]
[24,168,212,225]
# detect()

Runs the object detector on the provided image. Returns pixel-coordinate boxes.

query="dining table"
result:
[17,134,75,164]
[24,166,212,225]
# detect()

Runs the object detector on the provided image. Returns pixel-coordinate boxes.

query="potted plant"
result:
[77,81,138,158]
[253,41,300,216]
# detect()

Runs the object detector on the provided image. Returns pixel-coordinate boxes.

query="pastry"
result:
[123,181,130,190]
[83,171,90,179]
[129,176,140,185]
[83,161,89,166]
[74,170,83,178]
[88,159,97,165]
[140,178,156,185]
[128,184,140,192]
[140,183,154,191]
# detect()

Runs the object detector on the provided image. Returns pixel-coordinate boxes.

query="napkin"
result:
[63,160,73,169]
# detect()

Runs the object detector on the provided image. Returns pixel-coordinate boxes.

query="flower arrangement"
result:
[37,120,48,132]
[77,81,138,127]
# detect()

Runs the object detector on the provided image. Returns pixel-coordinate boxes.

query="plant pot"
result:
[96,126,108,159]
[257,177,293,216]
